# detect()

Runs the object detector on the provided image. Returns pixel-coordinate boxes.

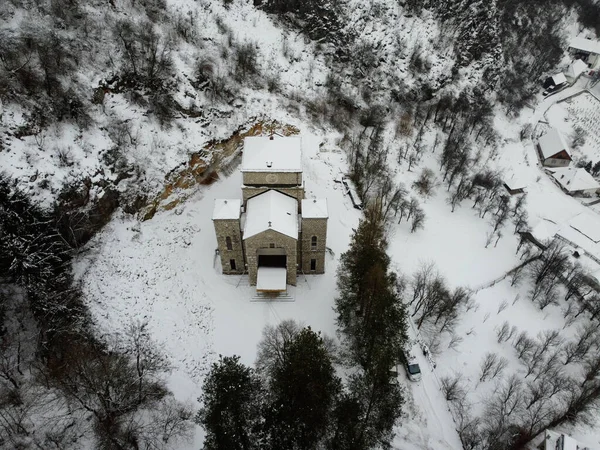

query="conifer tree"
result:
[265,327,341,450]
[197,355,264,450]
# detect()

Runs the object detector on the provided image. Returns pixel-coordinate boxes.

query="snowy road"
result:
[393,319,464,450]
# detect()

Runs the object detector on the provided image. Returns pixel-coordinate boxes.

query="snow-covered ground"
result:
[3,0,599,446]
[73,67,600,449]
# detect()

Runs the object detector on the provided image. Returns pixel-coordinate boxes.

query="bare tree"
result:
[256,319,300,375]
[514,331,536,360]
[410,262,436,307]
[441,373,466,402]
[479,352,499,382]
[410,207,426,233]
[491,357,509,380]
[448,333,464,350]
[496,321,511,343]
[563,323,599,366]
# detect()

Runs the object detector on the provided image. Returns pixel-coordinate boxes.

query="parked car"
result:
[405,357,422,382]
[400,349,422,382]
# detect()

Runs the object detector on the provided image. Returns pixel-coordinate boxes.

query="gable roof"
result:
[569,213,600,243]
[569,37,600,54]
[551,73,567,86]
[538,128,571,160]
[243,190,298,240]
[550,167,600,193]
[212,199,241,220]
[241,135,302,173]
[301,198,328,219]
[567,59,589,79]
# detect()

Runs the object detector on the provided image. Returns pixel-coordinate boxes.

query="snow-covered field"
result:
[75,107,600,450]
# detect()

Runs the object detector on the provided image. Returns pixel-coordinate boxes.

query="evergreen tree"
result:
[335,208,408,370]
[197,355,264,450]
[265,327,341,450]
[328,370,404,450]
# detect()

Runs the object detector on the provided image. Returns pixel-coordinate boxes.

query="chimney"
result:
[268,221,272,227]
[267,161,272,168]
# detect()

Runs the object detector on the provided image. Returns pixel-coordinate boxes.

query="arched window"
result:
[226,236,233,250]
[311,236,317,250]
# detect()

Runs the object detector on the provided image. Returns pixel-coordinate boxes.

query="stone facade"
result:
[213,219,245,274]
[300,218,327,274]
[242,171,303,187]
[212,135,328,291]
[244,229,298,286]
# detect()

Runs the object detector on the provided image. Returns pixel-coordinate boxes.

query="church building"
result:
[212,135,328,293]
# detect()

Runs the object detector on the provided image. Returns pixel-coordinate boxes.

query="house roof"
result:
[551,73,567,85]
[530,219,558,244]
[212,199,241,220]
[550,167,600,193]
[504,173,526,190]
[301,198,328,219]
[538,128,571,160]
[241,135,302,173]
[569,36,600,54]
[243,190,298,240]
[567,59,589,79]
[569,212,600,243]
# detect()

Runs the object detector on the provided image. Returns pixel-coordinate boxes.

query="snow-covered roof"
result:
[538,128,570,160]
[504,173,526,190]
[243,190,298,240]
[567,59,589,79]
[569,36,600,54]
[569,212,600,243]
[241,135,302,173]
[212,199,241,220]
[530,219,558,243]
[256,267,287,291]
[551,73,567,86]
[550,167,600,193]
[301,198,328,219]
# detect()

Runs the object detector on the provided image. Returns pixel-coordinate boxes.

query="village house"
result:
[537,128,572,167]
[549,166,600,196]
[503,173,526,195]
[212,135,328,293]
[568,36,600,68]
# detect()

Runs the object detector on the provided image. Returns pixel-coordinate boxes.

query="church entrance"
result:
[256,248,287,293]
[257,248,287,268]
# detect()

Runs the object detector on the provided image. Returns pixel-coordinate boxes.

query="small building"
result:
[568,37,600,68]
[566,59,589,82]
[543,73,567,89]
[212,135,328,293]
[503,174,526,195]
[550,167,600,196]
[530,428,596,450]
[537,128,572,167]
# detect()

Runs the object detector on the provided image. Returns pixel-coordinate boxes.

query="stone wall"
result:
[242,171,302,187]
[299,217,328,274]
[244,229,298,286]
[242,186,304,210]
[213,219,245,274]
